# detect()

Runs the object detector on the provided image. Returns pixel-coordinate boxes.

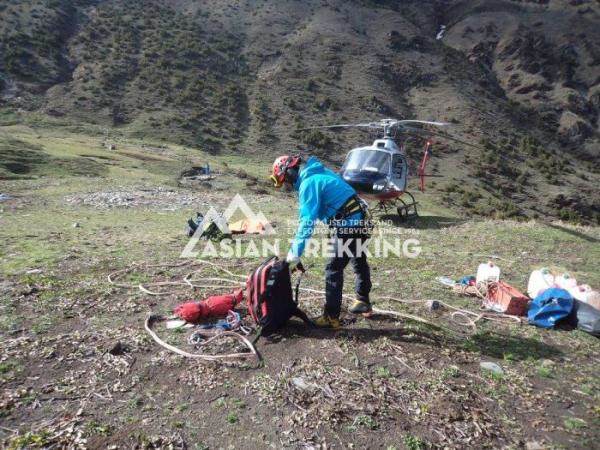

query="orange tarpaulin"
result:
[229,218,266,234]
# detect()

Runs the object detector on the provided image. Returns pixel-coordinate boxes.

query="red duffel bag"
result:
[174,288,244,323]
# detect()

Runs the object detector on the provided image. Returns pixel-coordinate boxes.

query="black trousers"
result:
[324,234,372,318]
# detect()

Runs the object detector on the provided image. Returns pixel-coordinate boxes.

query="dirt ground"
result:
[1,129,599,449]
[1,254,599,450]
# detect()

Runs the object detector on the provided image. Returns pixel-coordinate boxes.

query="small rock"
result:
[72,222,80,228]
[108,341,126,355]
[541,359,555,368]
[26,269,43,275]
[425,299,442,311]
[525,441,545,450]
[0,281,14,295]
[291,377,309,390]
[20,286,39,296]
[480,361,504,375]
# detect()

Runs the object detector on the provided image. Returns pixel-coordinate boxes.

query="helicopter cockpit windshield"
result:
[342,149,390,175]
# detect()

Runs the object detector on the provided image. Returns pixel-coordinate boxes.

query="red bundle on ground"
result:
[174,288,244,323]
[484,281,529,316]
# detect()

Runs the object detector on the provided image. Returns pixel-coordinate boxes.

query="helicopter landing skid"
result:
[375,192,418,221]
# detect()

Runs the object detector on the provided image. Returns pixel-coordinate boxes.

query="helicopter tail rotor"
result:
[417,140,433,192]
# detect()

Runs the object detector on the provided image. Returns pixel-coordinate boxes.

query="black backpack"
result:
[187,212,231,241]
[246,256,311,336]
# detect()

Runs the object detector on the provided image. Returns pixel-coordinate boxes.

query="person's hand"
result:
[286,251,299,264]
[292,261,305,273]
[286,252,305,273]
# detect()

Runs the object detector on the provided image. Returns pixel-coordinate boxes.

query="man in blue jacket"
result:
[270,155,372,328]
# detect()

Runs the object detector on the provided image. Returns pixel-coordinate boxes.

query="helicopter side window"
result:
[392,154,406,178]
[390,153,408,191]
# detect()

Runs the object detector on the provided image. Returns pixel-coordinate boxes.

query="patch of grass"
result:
[0,137,107,179]
[482,368,504,382]
[402,433,431,450]
[19,274,61,287]
[499,414,517,426]
[578,383,595,396]
[231,397,246,409]
[31,320,54,335]
[536,365,553,378]
[475,366,510,398]
[349,414,378,431]
[174,404,189,413]
[226,411,239,424]
[563,417,587,430]
[440,365,460,379]
[170,326,187,334]
[0,361,17,374]
[212,397,226,408]
[87,420,113,436]
[375,366,392,379]
[6,431,51,450]
[502,352,516,362]
[128,395,144,409]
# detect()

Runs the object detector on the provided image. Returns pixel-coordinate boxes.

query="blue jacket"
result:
[289,156,361,258]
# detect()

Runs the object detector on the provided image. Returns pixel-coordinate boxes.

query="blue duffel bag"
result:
[528,288,574,329]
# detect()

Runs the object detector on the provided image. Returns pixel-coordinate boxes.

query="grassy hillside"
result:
[1,0,599,224]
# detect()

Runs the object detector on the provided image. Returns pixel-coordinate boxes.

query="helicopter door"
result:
[390,154,408,192]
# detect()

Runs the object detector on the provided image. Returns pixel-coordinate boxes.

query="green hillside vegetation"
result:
[1,0,249,151]
[1,0,598,223]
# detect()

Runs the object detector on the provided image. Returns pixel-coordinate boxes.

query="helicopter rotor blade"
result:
[296,123,380,131]
[396,120,449,127]
[298,119,449,132]
[401,126,483,150]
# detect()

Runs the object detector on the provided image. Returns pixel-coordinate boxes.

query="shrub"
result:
[301,129,333,150]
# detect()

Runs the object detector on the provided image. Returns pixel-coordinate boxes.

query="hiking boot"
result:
[349,299,372,314]
[313,315,341,329]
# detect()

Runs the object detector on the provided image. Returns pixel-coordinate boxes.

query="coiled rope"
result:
[144,314,258,361]
[110,260,522,360]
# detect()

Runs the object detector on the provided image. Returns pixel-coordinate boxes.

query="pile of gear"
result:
[186,212,269,241]
[146,256,311,362]
[443,262,600,336]
[179,163,214,187]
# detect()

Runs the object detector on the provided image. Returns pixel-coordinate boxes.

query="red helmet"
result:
[270,155,301,187]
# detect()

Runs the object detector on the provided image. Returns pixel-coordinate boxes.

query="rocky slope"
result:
[1,0,599,222]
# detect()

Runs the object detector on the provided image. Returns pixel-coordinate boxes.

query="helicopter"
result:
[299,118,466,220]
